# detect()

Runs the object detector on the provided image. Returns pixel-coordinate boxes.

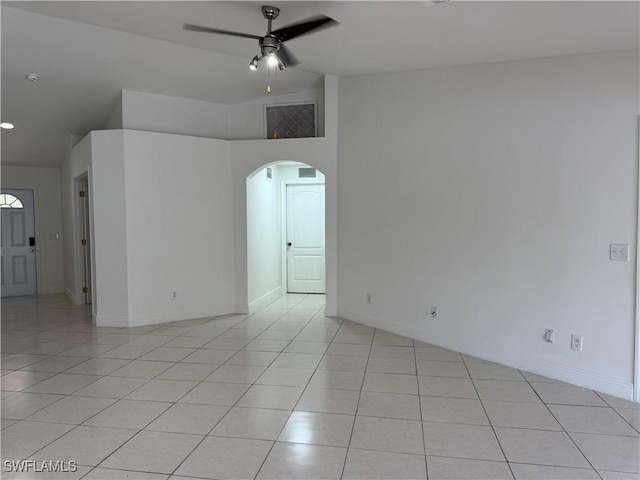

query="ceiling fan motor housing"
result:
[260,35,280,56]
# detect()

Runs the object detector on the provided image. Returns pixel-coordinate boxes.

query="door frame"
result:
[73,173,95,308]
[635,116,640,402]
[281,181,326,294]
[1,186,40,296]
[76,174,92,304]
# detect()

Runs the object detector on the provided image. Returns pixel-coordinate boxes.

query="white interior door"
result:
[286,184,325,293]
[1,189,37,297]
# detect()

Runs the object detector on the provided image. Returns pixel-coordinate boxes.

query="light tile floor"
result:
[1,294,639,480]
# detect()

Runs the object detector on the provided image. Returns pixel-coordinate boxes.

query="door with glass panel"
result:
[1,189,37,296]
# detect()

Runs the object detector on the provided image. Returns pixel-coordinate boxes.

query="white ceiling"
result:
[2,1,638,167]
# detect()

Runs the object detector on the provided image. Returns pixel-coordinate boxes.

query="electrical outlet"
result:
[366,293,372,304]
[171,290,178,301]
[430,306,438,318]
[544,329,554,343]
[571,334,583,352]
[610,244,629,262]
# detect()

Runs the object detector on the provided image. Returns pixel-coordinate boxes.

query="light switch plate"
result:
[610,244,629,262]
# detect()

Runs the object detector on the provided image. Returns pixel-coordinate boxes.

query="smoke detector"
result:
[25,73,40,82]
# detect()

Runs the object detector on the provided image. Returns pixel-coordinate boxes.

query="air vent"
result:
[266,167,272,180]
[298,167,317,179]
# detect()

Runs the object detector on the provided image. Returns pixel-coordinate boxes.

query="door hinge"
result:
[82,286,88,293]
[81,239,87,246]
[79,191,86,198]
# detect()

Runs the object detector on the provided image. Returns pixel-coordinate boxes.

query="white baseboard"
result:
[38,287,65,296]
[324,303,338,316]
[338,308,634,401]
[64,287,82,306]
[126,303,237,327]
[96,303,237,328]
[94,315,129,327]
[235,303,249,315]
[248,287,282,314]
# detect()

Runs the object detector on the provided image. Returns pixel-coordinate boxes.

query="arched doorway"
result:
[246,161,326,313]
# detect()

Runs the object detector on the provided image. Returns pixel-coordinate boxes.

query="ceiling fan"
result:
[184,5,337,72]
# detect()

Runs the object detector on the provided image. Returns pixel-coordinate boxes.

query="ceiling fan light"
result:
[267,53,278,68]
[277,57,286,71]
[249,56,260,71]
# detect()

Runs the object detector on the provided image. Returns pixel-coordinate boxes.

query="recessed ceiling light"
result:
[25,73,40,82]
[0,122,15,130]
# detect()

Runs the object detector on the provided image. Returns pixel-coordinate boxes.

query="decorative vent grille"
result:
[266,167,273,180]
[298,167,317,179]
[266,103,316,139]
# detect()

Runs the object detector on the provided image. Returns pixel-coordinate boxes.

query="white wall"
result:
[62,135,92,303]
[1,166,64,295]
[337,50,639,399]
[247,165,282,311]
[90,131,128,324]
[86,129,235,326]
[116,88,324,141]
[121,90,230,139]
[122,130,235,326]
[229,87,325,140]
[104,92,123,129]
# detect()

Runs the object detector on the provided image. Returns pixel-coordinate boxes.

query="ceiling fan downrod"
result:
[262,5,280,34]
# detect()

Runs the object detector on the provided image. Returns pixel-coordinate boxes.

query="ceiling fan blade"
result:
[183,23,261,40]
[278,43,299,67]
[271,15,337,43]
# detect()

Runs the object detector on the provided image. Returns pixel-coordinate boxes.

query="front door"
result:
[1,189,37,297]
[286,184,325,293]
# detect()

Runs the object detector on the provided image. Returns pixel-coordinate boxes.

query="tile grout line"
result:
[414,336,430,480]
[337,323,374,480]
[594,390,640,436]
[462,356,516,480]
[519,368,604,479]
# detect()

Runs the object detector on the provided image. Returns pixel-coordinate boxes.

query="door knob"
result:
[287,242,292,247]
